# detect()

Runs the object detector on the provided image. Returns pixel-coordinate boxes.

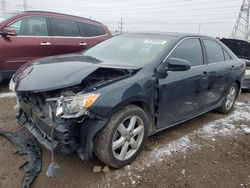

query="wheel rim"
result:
[112,115,144,161]
[225,85,236,111]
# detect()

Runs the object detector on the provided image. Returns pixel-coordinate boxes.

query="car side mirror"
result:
[0,28,17,37]
[165,58,191,71]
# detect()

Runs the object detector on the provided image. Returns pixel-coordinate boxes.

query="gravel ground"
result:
[0,82,249,188]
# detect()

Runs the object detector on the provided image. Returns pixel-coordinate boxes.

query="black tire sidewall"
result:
[96,105,149,168]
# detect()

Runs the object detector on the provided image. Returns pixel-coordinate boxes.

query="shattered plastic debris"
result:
[0,131,41,188]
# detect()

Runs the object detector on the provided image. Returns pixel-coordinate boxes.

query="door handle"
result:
[201,71,208,76]
[79,42,88,46]
[40,42,51,46]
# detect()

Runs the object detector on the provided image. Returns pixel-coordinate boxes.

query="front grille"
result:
[18,93,51,117]
[18,99,80,155]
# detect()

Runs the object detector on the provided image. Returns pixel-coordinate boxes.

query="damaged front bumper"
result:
[17,101,107,160]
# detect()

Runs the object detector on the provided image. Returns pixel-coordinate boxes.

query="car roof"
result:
[122,31,213,40]
[17,11,103,25]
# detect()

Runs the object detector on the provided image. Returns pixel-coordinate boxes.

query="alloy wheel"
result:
[225,85,236,111]
[112,115,144,161]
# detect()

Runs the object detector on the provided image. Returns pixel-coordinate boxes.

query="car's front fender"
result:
[88,72,157,119]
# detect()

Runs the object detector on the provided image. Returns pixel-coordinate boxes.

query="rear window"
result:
[50,18,80,37]
[224,50,232,61]
[78,22,107,37]
[203,40,224,63]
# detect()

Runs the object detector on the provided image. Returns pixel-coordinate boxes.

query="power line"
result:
[67,0,239,11]
[105,20,235,25]
[111,12,238,20]
[73,1,240,13]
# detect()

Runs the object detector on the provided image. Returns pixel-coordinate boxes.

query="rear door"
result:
[201,39,234,109]
[0,16,53,70]
[48,18,89,55]
[157,38,209,128]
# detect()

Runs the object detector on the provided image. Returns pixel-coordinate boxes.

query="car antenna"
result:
[46,104,60,178]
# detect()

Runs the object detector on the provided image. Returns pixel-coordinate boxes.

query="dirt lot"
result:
[0,82,249,188]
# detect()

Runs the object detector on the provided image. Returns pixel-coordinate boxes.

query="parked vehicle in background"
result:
[0,11,112,82]
[10,33,245,168]
[220,38,250,91]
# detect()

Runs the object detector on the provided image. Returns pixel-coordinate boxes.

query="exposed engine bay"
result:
[74,67,135,93]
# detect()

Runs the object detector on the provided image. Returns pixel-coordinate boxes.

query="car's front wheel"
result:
[217,82,238,114]
[94,105,149,168]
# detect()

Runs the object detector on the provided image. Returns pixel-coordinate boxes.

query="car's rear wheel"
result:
[94,105,149,168]
[216,82,238,114]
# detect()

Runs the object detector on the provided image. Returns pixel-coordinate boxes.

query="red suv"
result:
[0,11,112,82]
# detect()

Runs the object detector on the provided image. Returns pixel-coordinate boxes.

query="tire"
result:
[94,105,149,168]
[216,82,238,114]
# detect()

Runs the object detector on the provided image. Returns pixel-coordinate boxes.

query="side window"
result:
[7,17,48,36]
[78,22,107,37]
[50,18,80,37]
[169,38,203,67]
[203,40,224,63]
[224,50,232,61]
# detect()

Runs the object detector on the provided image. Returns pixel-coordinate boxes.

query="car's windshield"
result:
[84,34,174,67]
[0,13,16,22]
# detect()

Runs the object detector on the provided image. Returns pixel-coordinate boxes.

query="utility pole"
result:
[23,0,28,11]
[198,23,202,34]
[0,0,6,13]
[232,0,250,40]
[118,17,124,33]
[17,0,32,11]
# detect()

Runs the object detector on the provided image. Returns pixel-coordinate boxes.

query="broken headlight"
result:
[48,93,100,118]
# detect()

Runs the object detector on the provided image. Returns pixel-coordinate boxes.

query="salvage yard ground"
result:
[0,82,249,188]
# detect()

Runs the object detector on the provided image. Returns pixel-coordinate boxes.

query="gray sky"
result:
[3,0,242,37]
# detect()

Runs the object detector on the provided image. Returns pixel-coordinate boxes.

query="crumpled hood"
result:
[13,54,139,92]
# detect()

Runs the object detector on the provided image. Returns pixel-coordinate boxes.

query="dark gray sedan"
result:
[10,32,245,168]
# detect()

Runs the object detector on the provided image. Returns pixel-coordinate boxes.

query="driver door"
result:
[157,38,209,129]
[0,16,53,70]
